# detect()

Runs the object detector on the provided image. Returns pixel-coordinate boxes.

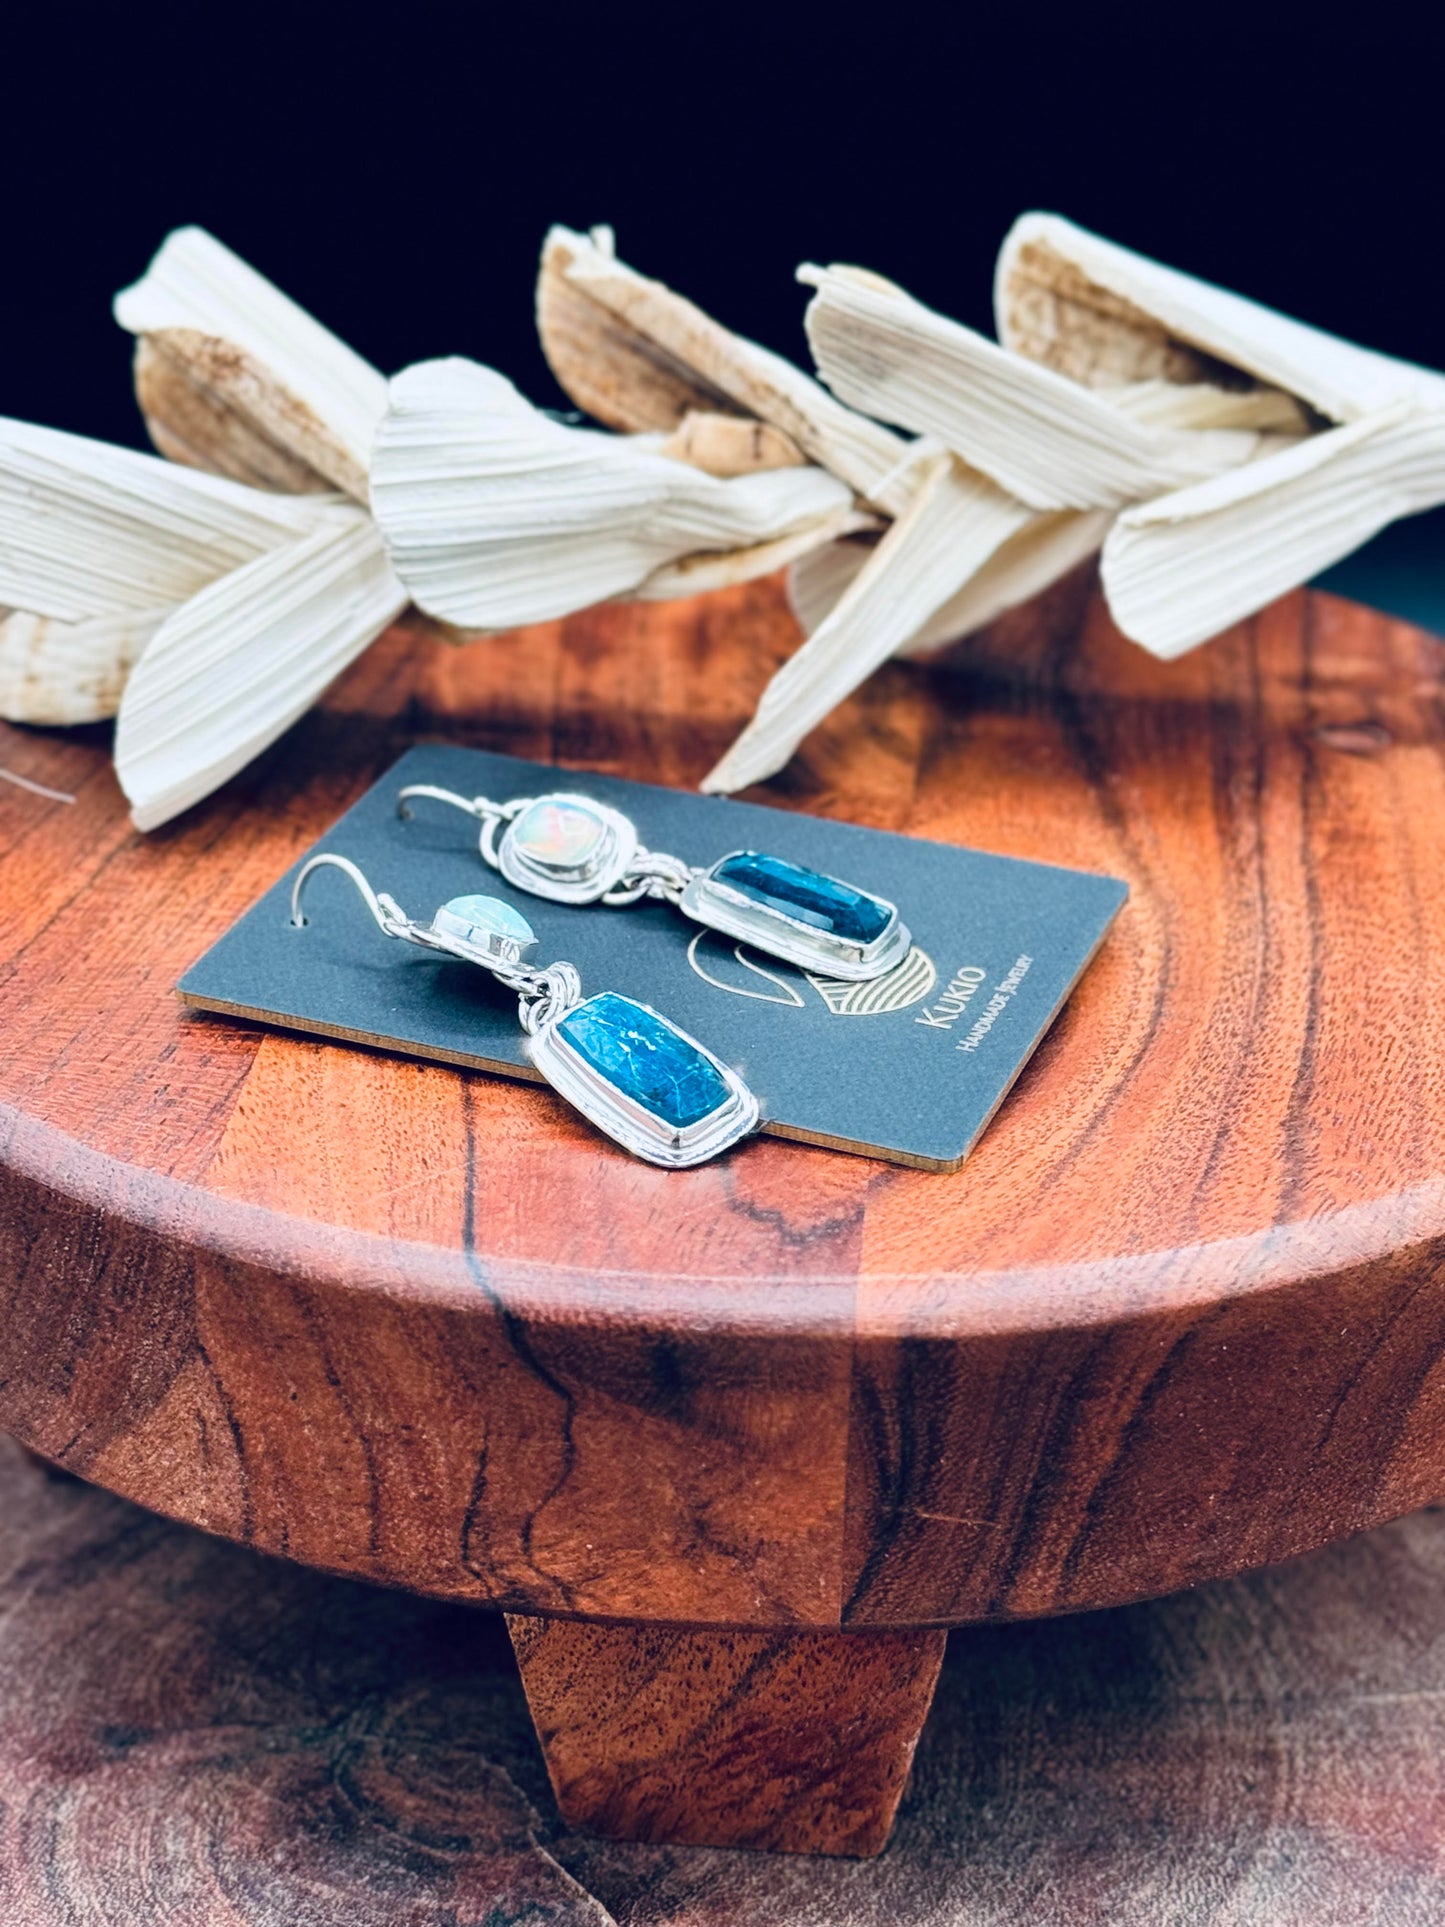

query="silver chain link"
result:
[506,961,584,1035]
[602,848,700,907]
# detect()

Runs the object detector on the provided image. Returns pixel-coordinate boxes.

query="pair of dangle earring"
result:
[290,854,759,1169]
[396,786,912,983]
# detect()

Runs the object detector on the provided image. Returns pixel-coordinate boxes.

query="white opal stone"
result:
[433,894,537,962]
[511,798,605,872]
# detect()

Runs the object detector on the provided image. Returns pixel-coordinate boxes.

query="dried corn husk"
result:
[536,228,1083,786]
[0,607,167,725]
[115,510,405,830]
[801,263,1289,511]
[681,250,1134,788]
[370,358,854,630]
[133,335,336,495]
[633,503,878,602]
[785,534,878,637]
[1104,404,1445,658]
[703,455,1032,793]
[786,509,1113,659]
[3,232,405,826]
[0,415,339,730]
[995,213,1445,418]
[658,410,806,475]
[904,507,1113,657]
[540,226,919,512]
[1105,378,1309,434]
[115,226,389,500]
[538,225,733,432]
[22,206,1440,832]
[0,416,333,622]
[993,214,1445,655]
[626,401,840,599]
[99,230,412,825]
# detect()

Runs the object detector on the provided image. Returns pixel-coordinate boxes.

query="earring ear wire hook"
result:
[397,784,523,827]
[290,853,407,933]
[397,783,483,822]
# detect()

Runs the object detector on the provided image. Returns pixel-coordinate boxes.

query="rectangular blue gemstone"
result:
[556,993,730,1130]
[711,852,892,946]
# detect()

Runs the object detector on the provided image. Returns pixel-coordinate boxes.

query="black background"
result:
[6,6,1445,455]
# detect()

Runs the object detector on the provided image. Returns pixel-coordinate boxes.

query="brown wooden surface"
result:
[507,1615,946,1856]
[3,575,1445,1630]
[4,1435,1444,1923]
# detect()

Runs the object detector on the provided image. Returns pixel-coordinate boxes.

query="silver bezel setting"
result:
[528,994,759,1168]
[679,853,912,982]
[429,898,539,967]
[496,793,638,904]
[405,918,536,971]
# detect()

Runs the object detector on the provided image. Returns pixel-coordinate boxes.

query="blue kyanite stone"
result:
[558,993,729,1131]
[712,852,891,945]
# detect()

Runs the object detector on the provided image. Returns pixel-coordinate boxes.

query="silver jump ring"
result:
[602,849,698,907]
[515,962,583,1034]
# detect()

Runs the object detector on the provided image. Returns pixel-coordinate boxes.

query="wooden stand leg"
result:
[506,1615,947,1857]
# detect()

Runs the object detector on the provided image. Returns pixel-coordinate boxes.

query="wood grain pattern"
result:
[506,1615,946,1855]
[5,1437,1445,1923]
[2,574,1445,1633]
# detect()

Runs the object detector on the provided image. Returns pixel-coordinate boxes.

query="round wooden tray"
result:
[3,573,1444,1854]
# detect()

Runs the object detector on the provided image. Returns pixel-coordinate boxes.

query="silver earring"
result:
[396,785,911,982]
[290,854,759,1169]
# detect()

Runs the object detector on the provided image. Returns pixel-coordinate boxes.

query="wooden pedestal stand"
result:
[3,574,1444,1858]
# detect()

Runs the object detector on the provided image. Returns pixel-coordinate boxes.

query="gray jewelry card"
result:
[178,746,1128,1171]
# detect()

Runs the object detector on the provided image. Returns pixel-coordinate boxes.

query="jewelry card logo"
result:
[687,931,937,1017]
